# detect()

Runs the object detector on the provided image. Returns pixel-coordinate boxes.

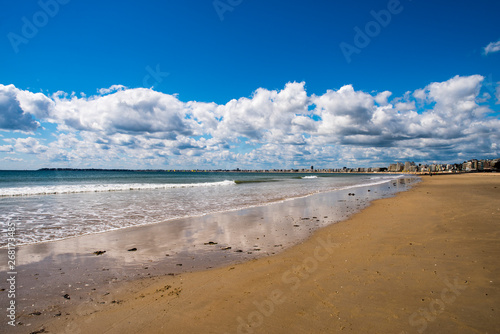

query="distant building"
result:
[463,160,478,172]
[389,163,404,172]
[404,161,416,172]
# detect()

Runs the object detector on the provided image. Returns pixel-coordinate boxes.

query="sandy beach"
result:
[6,174,500,333]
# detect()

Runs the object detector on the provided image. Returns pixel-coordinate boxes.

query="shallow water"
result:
[0,171,412,248]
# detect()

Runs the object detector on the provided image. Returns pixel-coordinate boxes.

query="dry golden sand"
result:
[45,174,500,333]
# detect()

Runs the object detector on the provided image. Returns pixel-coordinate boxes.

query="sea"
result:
[0,170,416,248]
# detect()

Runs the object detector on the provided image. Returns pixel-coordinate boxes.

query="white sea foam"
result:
[302,175,318,179]
[0,180,235,197]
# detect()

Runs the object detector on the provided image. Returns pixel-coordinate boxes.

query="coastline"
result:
[0,174,409,249]
[1,175,415,332]
[3,174,500,333]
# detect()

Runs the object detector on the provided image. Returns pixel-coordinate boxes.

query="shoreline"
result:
[3,174,500,333]
[0,174,409,250]
[0,176,416,333]
[0,173,409,250]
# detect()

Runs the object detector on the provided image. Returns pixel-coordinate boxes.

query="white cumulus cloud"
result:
[14,137,48,154]
[0,84,43,132]
[0,75,498,169]
[484,39,500,55]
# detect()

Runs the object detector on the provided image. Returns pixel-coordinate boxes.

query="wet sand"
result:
[4,174,500,333]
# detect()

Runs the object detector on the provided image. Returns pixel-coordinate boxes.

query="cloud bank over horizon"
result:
[1,74,499,169]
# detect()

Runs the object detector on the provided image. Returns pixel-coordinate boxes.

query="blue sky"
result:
[1,0,499,169]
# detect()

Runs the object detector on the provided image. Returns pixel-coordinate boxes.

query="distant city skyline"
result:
[33,157,500,174]
[1,1,499,170]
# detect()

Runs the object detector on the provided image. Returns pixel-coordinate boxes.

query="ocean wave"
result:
[234,179,279,184]
[0,180,235,197]
[302,175,318,179]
